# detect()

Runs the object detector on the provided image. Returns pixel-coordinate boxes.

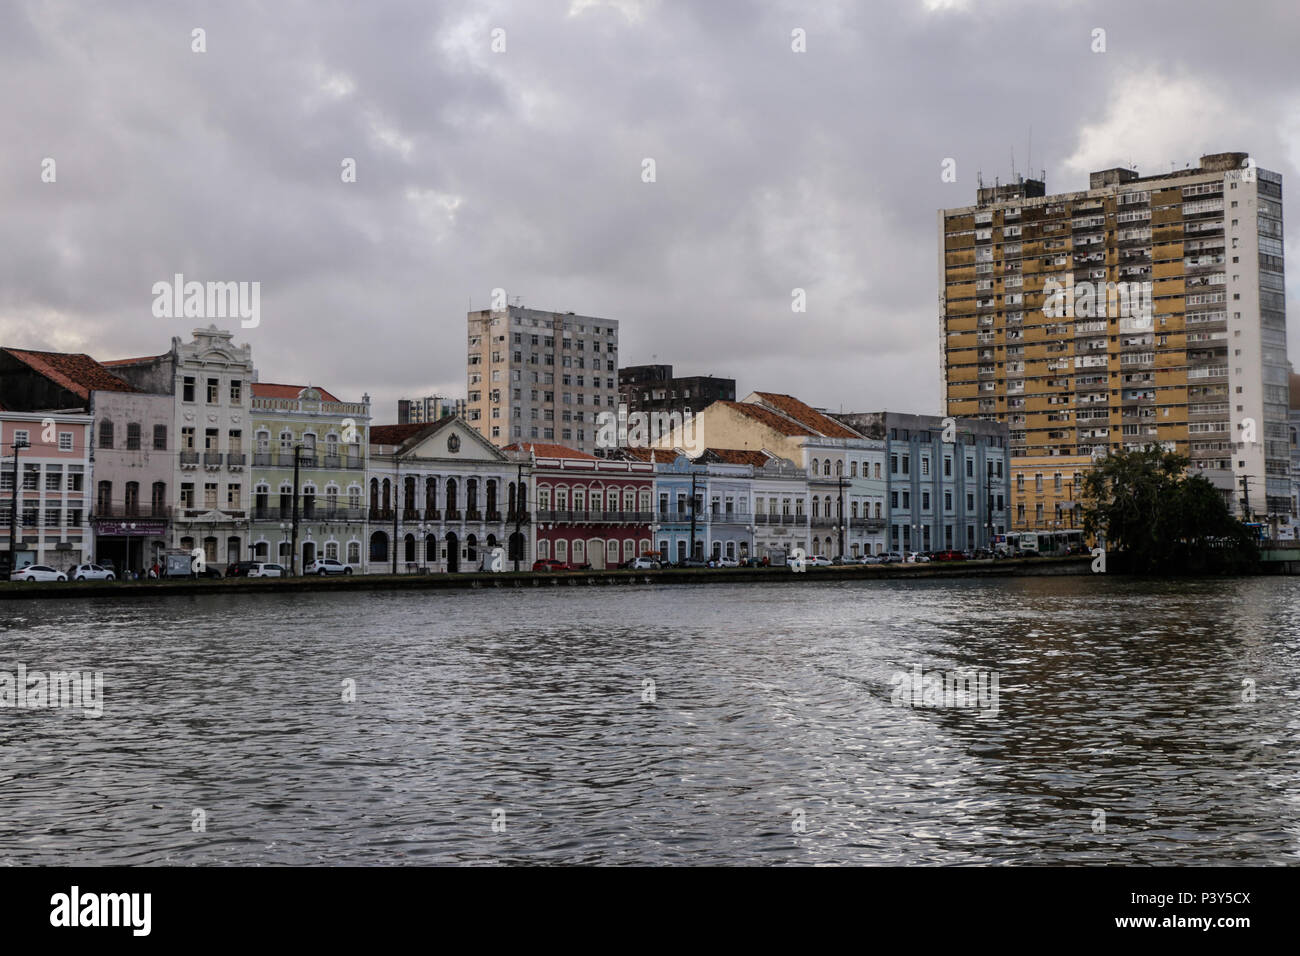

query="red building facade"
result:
[509,443,654,569]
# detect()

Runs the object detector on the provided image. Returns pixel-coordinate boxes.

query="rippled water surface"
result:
[2,576,1298,865]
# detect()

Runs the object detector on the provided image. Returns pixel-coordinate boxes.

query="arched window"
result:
[425,477,438,516]
[99,420,114,449]
[812,498,820,518]
[811,459,819,475]
[445,478,458,516]
[486,480,497,517]
[404,534,416,563]
[124,481,140,516]
[823,461,831,476]
[369,531,388,562]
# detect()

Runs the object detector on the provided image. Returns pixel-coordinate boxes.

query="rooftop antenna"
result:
[1027,125,1032,179]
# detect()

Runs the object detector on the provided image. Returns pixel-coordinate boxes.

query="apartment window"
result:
[180,483,194,509]
[153,425,167,450]
[183,376,196,402]
[58,432,73,451]
[99,421,114,449]
[207,378,219,403]
[230,380,242,404]
[126,423,141,450]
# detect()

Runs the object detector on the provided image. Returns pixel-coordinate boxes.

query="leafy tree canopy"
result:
[1078,446,1256,573]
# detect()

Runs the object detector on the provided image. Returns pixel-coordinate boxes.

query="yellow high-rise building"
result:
[940,152,1290,521]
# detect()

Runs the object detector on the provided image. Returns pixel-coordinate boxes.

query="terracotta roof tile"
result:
[2,348,137,400]
[369,421,443,447]
[701,447,772,466]
[102,354,167,367]
[502,442,597,460]
[718,400,813,436]
[618,446,681,463]
[251,382,342,402]
[750,392,862,439]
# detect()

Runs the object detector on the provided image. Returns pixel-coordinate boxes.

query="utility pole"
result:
[290,444,301,575]
[7,435,29,569]
[837,474,847,558]
[513,460,524,572]
[689,471,699,561]
[392,456,400,574]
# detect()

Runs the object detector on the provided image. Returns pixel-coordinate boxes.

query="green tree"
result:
[1079,446,1255,573]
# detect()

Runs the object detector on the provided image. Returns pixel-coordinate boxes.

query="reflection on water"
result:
[1,576,1297,865]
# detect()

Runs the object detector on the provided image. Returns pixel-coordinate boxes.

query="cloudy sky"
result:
[2,0,1298,422]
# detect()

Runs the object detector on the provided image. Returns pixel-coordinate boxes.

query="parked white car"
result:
[906,551,931,563]
[246,563,286,578]
[10,565,68,582]
[861,553,884,565]
[304,558,351,576]
[881,551,904,564]
[709,555,740,568]
[71,563,116,581]
[629,556,659,570]
[807,555,832,567]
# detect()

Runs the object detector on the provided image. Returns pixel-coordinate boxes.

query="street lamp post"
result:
[513,460,524,572]
[290,444,301,576]
[836,475,847,558]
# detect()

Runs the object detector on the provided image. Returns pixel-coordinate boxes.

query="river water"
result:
[2,576,1297,865]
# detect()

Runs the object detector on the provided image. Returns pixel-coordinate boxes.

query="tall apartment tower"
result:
[940,152,1289,517]
[466,306,619,455]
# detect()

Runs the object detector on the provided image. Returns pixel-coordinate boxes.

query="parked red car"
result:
[531,559,567,572]
[932,549,967,562]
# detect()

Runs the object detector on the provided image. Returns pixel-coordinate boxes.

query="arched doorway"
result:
[369,531,388,563]
[508,531,526,566]
[588,538,606,570]
[445,531,459,573]
[302,541,316,568]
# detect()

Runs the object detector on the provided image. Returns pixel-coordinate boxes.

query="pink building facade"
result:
[0,410,94,570]
[516,444,654,569]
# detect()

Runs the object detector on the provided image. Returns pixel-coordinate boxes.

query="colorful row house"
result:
[0,407,93,569]
[516,443,654,568]
[369,417,529,573]
[249,383,371,570]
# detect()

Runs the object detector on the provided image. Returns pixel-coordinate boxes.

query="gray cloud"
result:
[1,0,1296,419]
